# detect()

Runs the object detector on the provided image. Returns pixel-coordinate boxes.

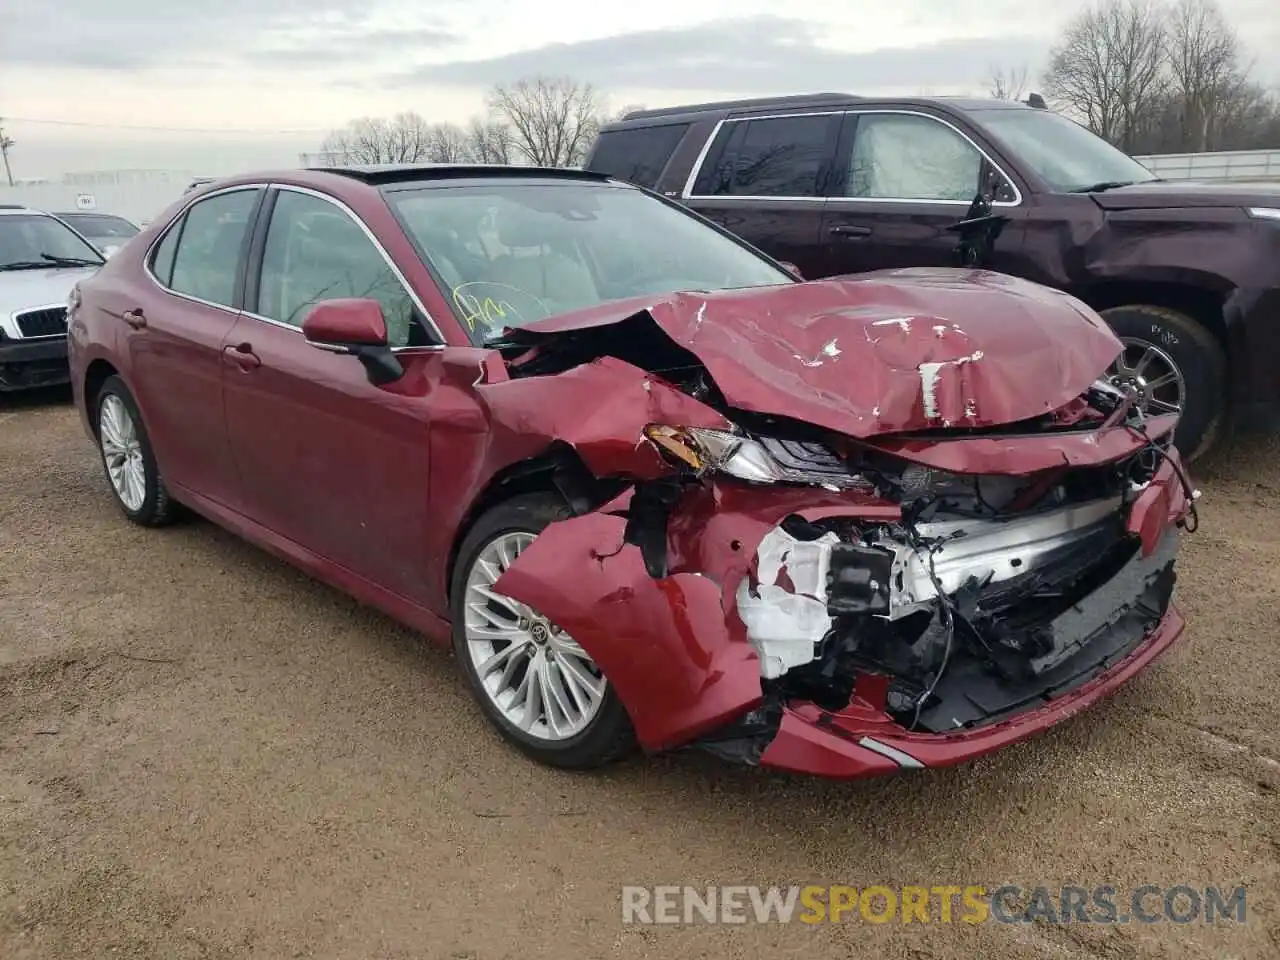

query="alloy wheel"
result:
[462,531,607,741]
[99,394,147,512]
[1107,337,1186,418]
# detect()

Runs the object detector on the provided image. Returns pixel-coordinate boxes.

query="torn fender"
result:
[492,481,903,750]
[491,510,764,750]
[474,354,730,479]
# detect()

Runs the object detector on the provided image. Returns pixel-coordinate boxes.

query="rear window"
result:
[692,114,838,198]
[586,124,689,188]
[62,214,139,238]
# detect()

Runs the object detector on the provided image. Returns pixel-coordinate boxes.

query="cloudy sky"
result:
[1,0,1277,177]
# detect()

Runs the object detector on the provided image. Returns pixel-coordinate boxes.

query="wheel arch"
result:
[1073,279,1229,358]
[83,358,121,436]
[444,442,628,605]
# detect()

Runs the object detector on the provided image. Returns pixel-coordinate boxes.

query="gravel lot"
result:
[1,388,1277,960]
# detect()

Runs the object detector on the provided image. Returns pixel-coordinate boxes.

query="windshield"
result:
[970,108,1159,192]
[0,213,106,269]
[385,180,794,342]
[59,214,139,239]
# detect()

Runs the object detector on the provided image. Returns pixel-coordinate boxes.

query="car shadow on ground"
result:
[0,384,74,413]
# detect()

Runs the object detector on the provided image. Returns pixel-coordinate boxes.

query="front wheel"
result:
[449,493,636,769]
[1100,305,1227,461]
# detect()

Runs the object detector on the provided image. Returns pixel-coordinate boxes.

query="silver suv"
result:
[1,206,105,392]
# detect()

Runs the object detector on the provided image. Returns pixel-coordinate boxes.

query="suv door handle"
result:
[121,308,147,329]
[222,343,261,370]
[829,224,873,238]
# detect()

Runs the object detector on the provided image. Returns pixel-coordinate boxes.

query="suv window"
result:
[695,115,837,198]
[168,189,260,307]
[256,190,423,347]
[587,124,689,188]
[845,113,984,202]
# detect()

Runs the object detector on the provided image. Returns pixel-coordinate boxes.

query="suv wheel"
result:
[1100,305,1227,461]
[95,375,181,526]
[450,493,636,769]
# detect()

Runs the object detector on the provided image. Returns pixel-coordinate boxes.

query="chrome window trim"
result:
[142,183,262,316]
[680,111,843,201]
[141,181,448,347]
[682,108,1023,207]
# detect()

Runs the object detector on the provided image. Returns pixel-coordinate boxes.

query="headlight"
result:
[643,425,872,490]
[1246,207,1280,221]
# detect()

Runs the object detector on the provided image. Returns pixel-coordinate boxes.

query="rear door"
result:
[221,185,439,604]
[818,110,1023,277]
[124,186,263,508]
[681,112,841,278]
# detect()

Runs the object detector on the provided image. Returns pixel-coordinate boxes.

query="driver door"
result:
[221,186,440,603]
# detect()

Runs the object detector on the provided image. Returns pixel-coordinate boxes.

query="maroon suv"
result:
[586,93,1280,459]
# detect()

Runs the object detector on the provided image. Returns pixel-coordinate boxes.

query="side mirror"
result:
[778,261,804,280]
[301,298,403,385]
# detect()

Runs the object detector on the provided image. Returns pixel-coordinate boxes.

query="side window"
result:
[845,114,984,202]
[150,220,182,286]
[256,190,423,348]
[695,115,836,198]
[168,189,260,307]
[587,124,689,188]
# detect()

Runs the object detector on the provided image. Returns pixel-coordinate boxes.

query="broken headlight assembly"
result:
[643,425,872,490]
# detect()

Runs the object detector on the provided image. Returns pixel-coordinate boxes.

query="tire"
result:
[1100,304,1227,461]
[450,493,636,769]
[94,375,181,527]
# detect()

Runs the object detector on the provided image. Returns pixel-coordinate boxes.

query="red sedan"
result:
[68,165,1196,778]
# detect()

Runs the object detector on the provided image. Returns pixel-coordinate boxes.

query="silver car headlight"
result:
[1246,207,1280,222]
[643,425,871,490]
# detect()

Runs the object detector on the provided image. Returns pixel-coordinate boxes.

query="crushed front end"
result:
[694,417,1193,776]
[481,277,1199,778]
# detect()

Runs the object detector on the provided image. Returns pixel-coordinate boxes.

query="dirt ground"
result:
[0,388,1277,960]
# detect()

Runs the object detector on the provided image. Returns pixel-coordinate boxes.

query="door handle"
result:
[222,343,261,370]
[121,308,147,329]
[828,224,873,238]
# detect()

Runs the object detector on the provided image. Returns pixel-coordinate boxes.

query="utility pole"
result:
[0,120,14,186]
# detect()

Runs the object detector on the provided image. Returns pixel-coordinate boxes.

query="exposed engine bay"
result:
[485,275,1198,769]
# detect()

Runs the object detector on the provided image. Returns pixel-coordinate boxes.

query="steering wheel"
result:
[451,282,551,336]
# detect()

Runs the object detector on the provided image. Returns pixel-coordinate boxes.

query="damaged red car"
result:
[67,165,1198,778]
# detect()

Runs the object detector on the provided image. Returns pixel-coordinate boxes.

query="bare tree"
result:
[986,64,1030,101]
[427,123,472,163]
[465,118,515,164]
[1044,0,1169,150]
[319,112,435,164]
[486,76,603,167]
[1166,0,1246,151]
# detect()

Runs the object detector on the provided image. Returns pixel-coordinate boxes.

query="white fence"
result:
[0,180,193,225]
[4,148,1276,222]
[1134,149,1280,182]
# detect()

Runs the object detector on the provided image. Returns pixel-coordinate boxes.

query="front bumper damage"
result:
[492,444,1192,778]
[478,276,1196,778]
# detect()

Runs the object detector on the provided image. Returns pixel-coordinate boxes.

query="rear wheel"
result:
[95,376,180,527]
[1100,304,1227,461]
[450,493,636,769]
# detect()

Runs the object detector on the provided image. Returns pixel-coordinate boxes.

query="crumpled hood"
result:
[514,268,1123,438]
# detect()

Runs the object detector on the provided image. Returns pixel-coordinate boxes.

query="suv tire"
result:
[1101,304,1227,461]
